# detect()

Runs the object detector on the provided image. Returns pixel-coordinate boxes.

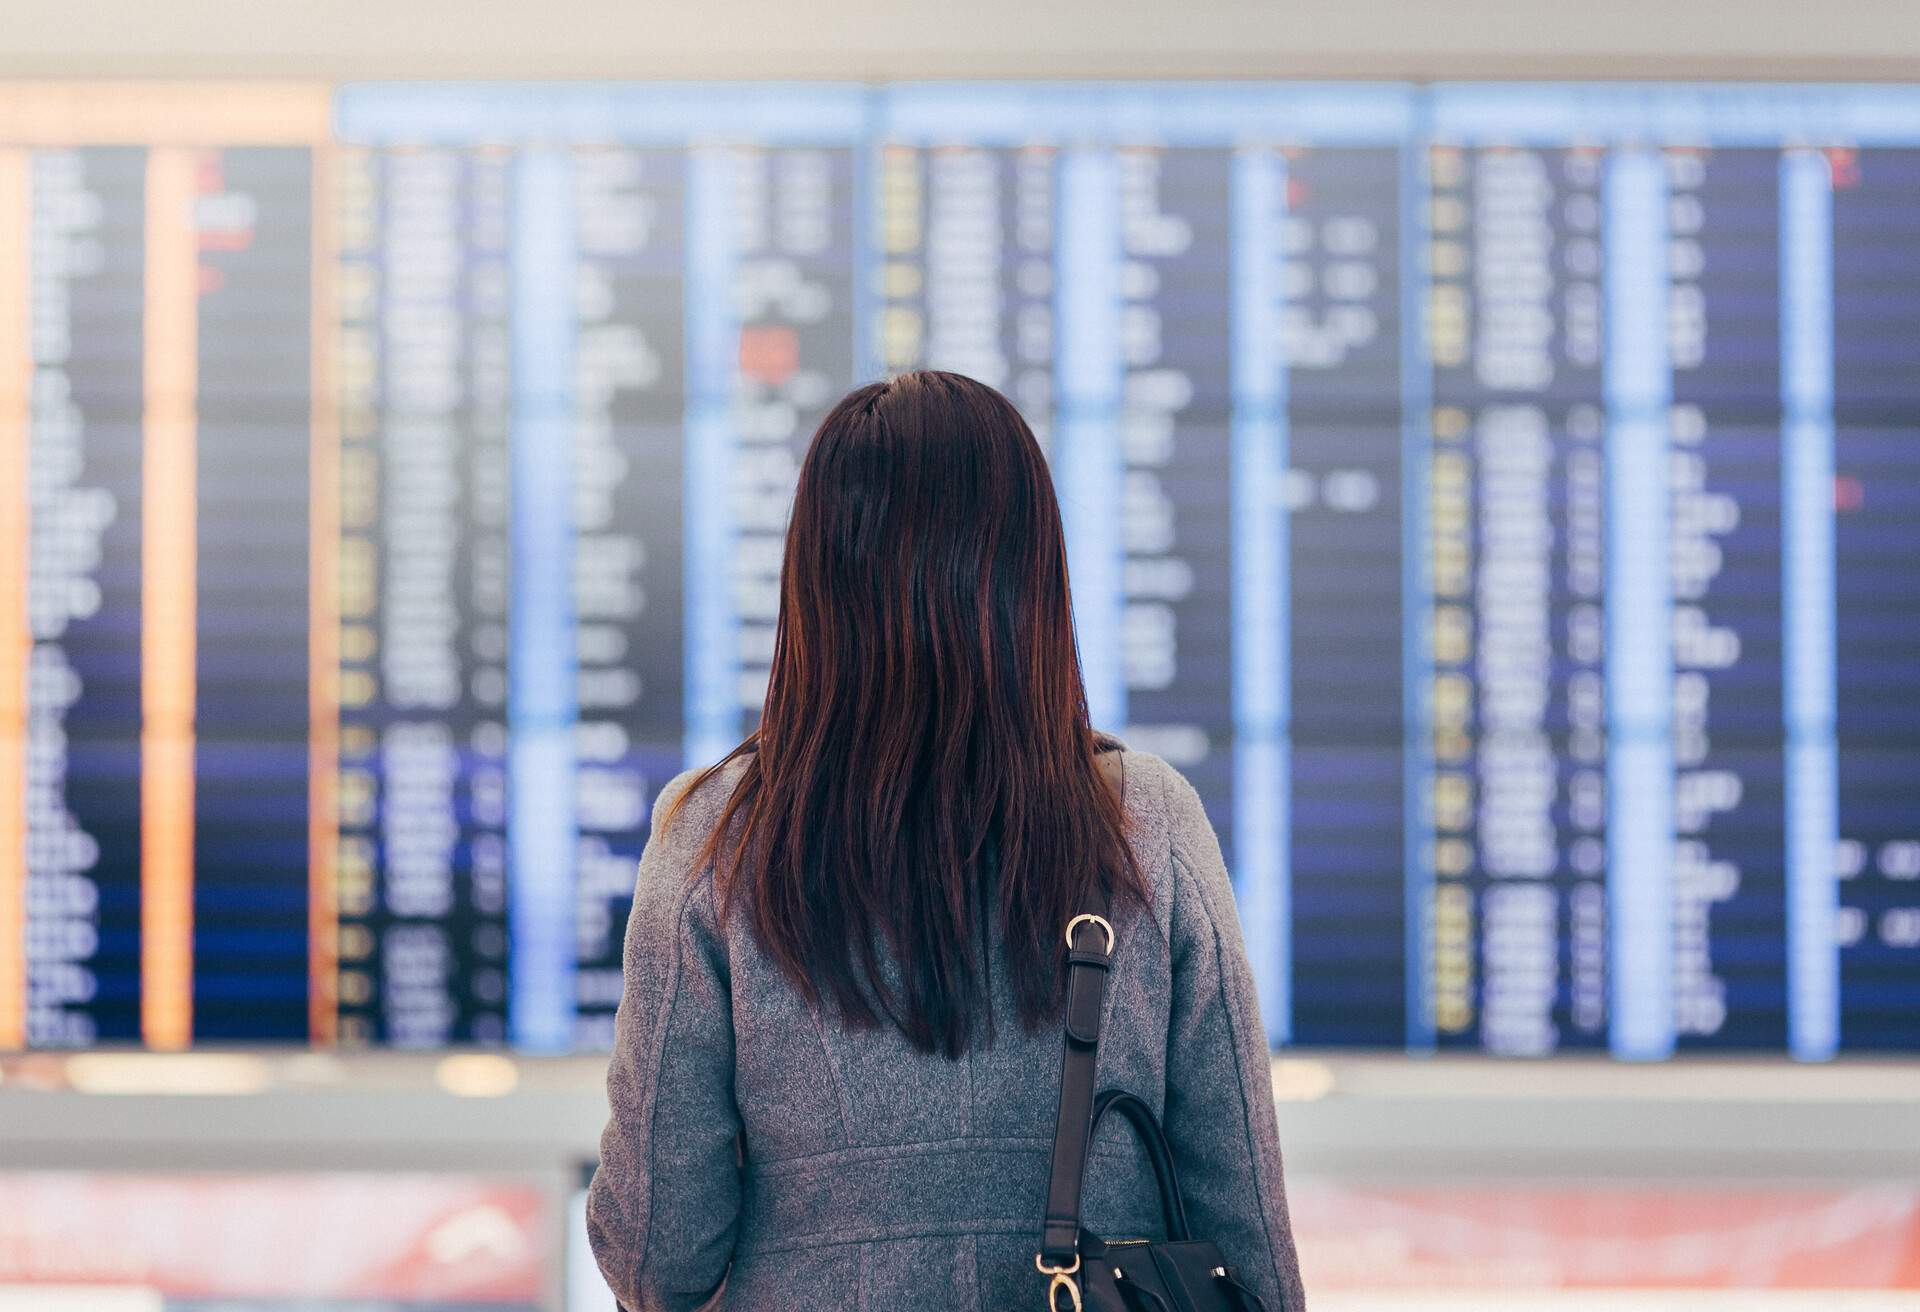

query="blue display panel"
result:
[332,142,520,1045]
[876,86,1418,1045]
[20,146,150,1045]
[4,124,323,1050]
[3,82,1920,1054]
[1416,85,1920,1058]
[330,85,867,1048]
[1831,146,1920,1051]
[190,147,316,1041]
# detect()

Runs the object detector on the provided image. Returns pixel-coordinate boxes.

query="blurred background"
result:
[4,1,1920,1308]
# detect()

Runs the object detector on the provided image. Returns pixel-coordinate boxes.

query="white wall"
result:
[1,0,1918,81]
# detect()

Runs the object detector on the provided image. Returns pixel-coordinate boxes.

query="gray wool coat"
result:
[586,741,1307,1311]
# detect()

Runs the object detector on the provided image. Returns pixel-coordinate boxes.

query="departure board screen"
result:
[0,87,331,1049]
[0,81,1918,1057]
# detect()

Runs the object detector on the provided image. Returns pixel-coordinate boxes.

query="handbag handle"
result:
[1089,1089,1191,1242]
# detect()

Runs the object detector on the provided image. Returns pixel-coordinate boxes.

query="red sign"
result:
[0,1173,549,1302]
[1293,1182,1920,1291]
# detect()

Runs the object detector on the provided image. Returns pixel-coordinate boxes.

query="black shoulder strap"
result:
[1039,887,1115,1266]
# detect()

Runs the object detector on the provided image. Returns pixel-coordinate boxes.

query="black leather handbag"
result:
[1036,902,1269,1312]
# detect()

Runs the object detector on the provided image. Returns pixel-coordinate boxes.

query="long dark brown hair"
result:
[669,370,1143,1056]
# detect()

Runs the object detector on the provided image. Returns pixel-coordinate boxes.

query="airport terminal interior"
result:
[3,2,1920,1308]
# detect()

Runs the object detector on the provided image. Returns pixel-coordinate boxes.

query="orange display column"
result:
[140,148,198,1051]
[308,146,340,1045]
[0,149,29,1050]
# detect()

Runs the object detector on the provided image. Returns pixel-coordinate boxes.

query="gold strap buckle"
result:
[1035,1252,1082,1312]
[1064,913,1114,956]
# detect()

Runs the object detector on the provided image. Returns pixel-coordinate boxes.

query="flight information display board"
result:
[0,81,1917,1057]
[326,86,868,1048]
[0,86,330,1049]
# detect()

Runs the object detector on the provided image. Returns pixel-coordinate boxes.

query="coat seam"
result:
[749,1138,1139,1176]
[801,990,856,1142]
[1170,844,1287,1289]
[739,1218,1039,1254]
[630,867,708,1302]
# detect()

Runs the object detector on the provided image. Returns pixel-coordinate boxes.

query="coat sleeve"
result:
[1158,764,1308,1310]
[586,775,742,1311]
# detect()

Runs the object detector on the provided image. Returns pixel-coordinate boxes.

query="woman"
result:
[587,371,1305,1310]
